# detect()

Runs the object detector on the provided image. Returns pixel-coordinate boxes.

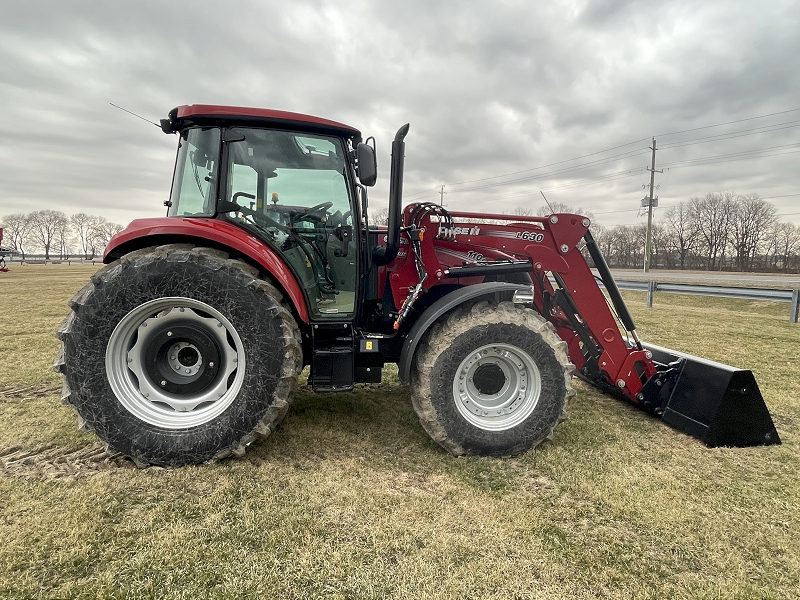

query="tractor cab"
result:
[162,107,369,321]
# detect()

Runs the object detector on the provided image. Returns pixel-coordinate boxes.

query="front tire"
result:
[411,300,574,456]
[54,245,302,467]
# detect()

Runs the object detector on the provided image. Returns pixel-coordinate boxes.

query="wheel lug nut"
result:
[208,362,214,368]
[167,331,173,337]
[185,368,191,374]
[160,380,166,386]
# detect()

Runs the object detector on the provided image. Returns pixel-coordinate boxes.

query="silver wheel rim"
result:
[452,343,541,431]
[106,297,245,429]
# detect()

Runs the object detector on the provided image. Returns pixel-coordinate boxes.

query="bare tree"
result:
[663,202,698,270]
[729,193,778,272]
[71,213,96,259]
[57,217,72,260]
[88,217,124,254]
[601,224,640,268]
[0,213,32,259]
[592,225,614,259]
[512,206,535,216]
[28,210,68,260]
[535,201,596,224]
[769,222,800,272]
[369,207,390,226]
[650,223,671,269]
[689,192,734,270]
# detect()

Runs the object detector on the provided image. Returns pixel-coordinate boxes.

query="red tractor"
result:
[55,105,779,466]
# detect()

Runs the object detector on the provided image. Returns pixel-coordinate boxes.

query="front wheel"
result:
[54,245,302,467]
[411,300,574,456]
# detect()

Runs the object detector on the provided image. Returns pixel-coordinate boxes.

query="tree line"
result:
[0,211,124,260]
[6,193,797,271]
[372,193,799,273]
[592,193,799,272]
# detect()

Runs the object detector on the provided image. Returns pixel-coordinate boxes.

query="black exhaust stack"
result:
[373,123,410,265]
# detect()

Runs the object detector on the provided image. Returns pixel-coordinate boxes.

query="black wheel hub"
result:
[143,324,222,395]
[178,346,199,367]
[472,363,506,396]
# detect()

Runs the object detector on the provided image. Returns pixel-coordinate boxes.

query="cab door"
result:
[224,128,359,321]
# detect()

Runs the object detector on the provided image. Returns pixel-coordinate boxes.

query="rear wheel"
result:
[411,300,574,456]
[54,245,302,467]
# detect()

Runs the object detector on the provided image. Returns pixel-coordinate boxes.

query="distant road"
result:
[608,269,800,290]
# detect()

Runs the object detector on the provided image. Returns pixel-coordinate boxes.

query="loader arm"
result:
[390,205,779,447]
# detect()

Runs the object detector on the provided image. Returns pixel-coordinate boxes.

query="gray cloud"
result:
[0,0,798,228]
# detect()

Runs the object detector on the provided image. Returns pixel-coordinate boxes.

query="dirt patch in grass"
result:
[0,443,135,480]
[0,383,62,401]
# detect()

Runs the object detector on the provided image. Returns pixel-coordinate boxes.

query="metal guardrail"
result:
[614,280,800,323]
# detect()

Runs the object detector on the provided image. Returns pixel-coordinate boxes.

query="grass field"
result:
[1,264,798,599]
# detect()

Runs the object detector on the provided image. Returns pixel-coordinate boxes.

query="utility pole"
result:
[439,185,447,206]
[644,137,662,273]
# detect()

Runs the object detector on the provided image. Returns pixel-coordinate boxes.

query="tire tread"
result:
[54,243,302,467]
[411,300,575,456]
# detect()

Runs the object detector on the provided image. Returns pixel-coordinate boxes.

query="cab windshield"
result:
[168,128,220,217]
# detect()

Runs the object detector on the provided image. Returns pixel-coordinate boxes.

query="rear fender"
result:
[397,282,529,384]
[105,217,310,323]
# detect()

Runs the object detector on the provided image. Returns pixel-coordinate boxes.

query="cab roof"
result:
[163,104,361,139]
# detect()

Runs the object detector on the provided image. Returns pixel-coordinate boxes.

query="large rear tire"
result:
[54,245,302,467]
[411,300,574,456]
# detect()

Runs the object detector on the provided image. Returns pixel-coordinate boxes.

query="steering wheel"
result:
[296,202,333,221]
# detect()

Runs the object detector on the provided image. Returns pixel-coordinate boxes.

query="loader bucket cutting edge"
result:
[637,342,780,447]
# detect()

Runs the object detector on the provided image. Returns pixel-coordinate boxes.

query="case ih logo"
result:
[438,225,481,238]
[515,231,545,243]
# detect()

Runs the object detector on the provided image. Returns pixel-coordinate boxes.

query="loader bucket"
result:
[637,342,780,447]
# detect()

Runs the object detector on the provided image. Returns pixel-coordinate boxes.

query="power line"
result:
[445,108,800,191]
[449,131,798,196]
[592,208,642,215]
[404,185,442,199]
[655,107,800,137]
[444,107,800,190]
[660,143,800,168]
[447,149,650,194]
[448,168,646,205]
[406,107,800,209]
[658,121,800,149]
[445,137,651,188]
[663,149,800,170]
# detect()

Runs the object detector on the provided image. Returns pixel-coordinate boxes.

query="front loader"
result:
[55,105,779,467]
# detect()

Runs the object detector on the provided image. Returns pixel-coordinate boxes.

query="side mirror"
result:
[190,149,209,168]
[356,141,377,187]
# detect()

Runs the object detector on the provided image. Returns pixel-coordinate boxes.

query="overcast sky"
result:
[1,0,798,230]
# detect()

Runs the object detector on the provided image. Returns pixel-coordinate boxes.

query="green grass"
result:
[1,265,799,599]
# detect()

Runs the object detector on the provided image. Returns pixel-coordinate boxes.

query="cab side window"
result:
[226,128,357,318]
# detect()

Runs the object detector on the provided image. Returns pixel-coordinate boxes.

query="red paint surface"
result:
[386,205,657,401]
[105,217,310,323]
[174,105,360,137]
